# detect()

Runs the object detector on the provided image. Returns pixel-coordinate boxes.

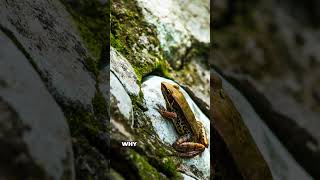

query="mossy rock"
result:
[61,0,109,75]
[110,0,169,82]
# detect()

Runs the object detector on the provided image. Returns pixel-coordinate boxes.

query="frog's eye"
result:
[173,84,179,89]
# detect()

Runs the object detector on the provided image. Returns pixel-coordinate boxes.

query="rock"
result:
[220,70,320,179]
[313,88,320,103]
[181,173,197,180]
[177,61,210,108]
[110,168,125,180]
[278,0,320,27]
[141,75,210,180]
[110,72,133,120]
[0,30,74,179]
[211,70,312,180]
[211,73,273,180]
[211,0,229,28]
[110,1,165,80]
[72,137,109,179]
[110,47,140,96]
[175,0,210,43]
[212,0,320,118]
[136,0,209,62]
[99,64,110,109]
[66,0,109,6]
[98,0,109,5]
[0,0,96,107]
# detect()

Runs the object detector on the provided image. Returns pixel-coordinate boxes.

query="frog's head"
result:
[160,82,179,97]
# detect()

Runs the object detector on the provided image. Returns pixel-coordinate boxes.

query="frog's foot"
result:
[154,104,177,119]
[173,134,205,158]
[174,142,206,152]
[197,121,209,148]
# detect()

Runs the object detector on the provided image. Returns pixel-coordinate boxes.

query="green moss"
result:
[62,88,109,139]
[84,57,99,78]
[63,104,100,137]
[73,137,109,180]
[160,157,181,178]
[92,90,108,120]
[111,0,168,82]
[110,32,125,52]
[129,150,161,180]
[128,115,181,179]
[190,40,210,63]
[155,58,171,78]
[146,142,182,179]
[61,0,109,72]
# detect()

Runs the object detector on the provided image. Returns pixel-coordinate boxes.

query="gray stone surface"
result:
[110,72,133,120]
[110,47,140,96]
[0,30,74,179]
[0,0,96,107]
[99,64,110,108]
[136,0,209,61]
[212,70,312,180]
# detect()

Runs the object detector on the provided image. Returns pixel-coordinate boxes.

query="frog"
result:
[155,82,209,157]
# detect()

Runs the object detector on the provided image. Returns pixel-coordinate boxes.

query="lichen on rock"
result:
[110,0,167,82]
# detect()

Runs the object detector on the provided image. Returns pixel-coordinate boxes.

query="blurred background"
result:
[211,0,320,179]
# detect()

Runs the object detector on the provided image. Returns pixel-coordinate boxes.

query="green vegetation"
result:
[110,0,168,82]
[130,150,161,179]
[84,57,99,78]
[92,89,109,120]
[63,104,101,138]
[61,0,109,75]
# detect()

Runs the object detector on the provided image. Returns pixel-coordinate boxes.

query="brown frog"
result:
[155,82,209,157]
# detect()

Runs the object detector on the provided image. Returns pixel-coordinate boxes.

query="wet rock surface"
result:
[211,70,312,180]
[212,0,320,178]
[136,0,209,65]
[0,0,96,107]
[218,70,320,178]
[0,0,110,179]
[110,72,133,121]
[0,30,74,180]
[110,47,140,96]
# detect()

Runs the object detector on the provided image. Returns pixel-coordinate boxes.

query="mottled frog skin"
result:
[155,82,208,157]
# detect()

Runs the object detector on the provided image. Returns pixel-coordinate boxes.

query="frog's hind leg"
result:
[177,150,204,157]
[173,134,206,157]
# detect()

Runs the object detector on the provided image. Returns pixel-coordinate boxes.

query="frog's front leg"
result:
[154,104,177,119]
[173,134,206,157]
